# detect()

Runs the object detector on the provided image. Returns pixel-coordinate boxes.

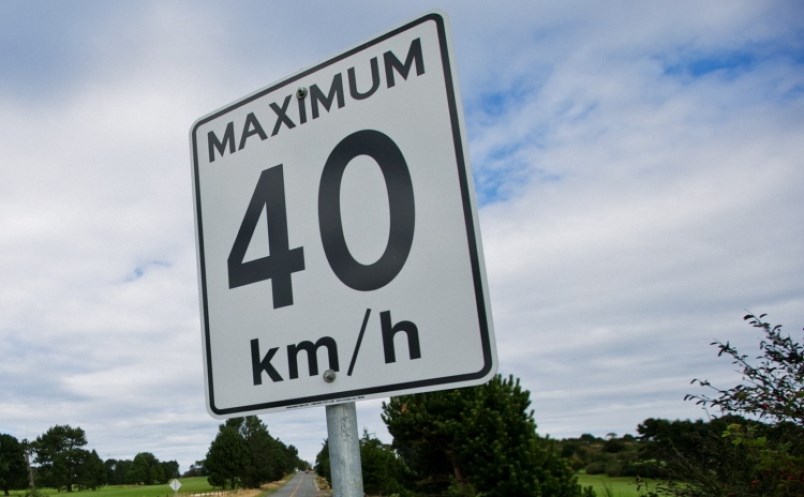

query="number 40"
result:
[227,129,416,309]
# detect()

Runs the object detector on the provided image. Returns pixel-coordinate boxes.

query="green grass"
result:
[10,477,222,497]
[577,473,657,497]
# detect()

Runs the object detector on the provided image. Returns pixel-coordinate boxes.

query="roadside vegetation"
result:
[2,314,800,497]
[4,477,217,497]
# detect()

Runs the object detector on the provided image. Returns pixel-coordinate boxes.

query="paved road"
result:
[271,472,324,497]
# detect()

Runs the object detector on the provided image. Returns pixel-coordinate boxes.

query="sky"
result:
[2,0,803,473]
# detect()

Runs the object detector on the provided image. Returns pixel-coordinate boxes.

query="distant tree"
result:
[314,440,330,483]
[103,459,132,485]
[183,460,207,478]
[0,434,27,495]
[556,433,643,477]
[382,374,585,497]
[205,416,302,489]
[160,460,180,481]
[33,425,89,492]
[78,450,105,490]
[128,452,164,485]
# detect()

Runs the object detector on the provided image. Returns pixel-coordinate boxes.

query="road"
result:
[271,471,324,497]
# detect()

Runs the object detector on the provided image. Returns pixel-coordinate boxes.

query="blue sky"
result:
[1,0,803,471]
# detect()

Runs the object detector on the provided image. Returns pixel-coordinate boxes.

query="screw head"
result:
[296,86,308,99]
[323,369,336,383]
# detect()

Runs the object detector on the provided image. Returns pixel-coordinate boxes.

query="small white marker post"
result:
[169,479,181,497]
[326,402,364,497]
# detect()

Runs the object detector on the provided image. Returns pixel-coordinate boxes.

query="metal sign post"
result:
[326,402,364,497]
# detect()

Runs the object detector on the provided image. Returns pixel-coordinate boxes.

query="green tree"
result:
[315,431,410,495]
[78,450,105,490]
[382,374,585,497]
[641,314,804,497]
[204,416,296,489]
[33,425,89,492]
[686,313,803,425]
[0,434,27,495]
[128,452,165,485]
[160,460,180,481]
[314,440,330,483]
[205,422,247,489]
[103,459,131,485]
[358,431,410,496]
[239,417,280,486]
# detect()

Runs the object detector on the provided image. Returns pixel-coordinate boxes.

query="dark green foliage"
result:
[33,425,89,492]
[556,433,646,477]
[637,416,804,497]
[313,440,330,483]
[315,431,411,496]
[161,460,179,480]
[128,452,165,485]
[104,459,129,485]
[359,431,411,496]
[182,461,207,478]
[639,314,804,497]
[78,450,105,490]
[0,434,27,495]
[204,416,301,489]
[205,422,247,489]
[382,374,585,497]
[102,453,176,485]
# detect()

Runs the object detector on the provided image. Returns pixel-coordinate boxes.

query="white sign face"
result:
[169,480,181,492]
[190,11,496,417]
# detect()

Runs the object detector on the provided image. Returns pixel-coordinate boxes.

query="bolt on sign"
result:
[190,11,497,417]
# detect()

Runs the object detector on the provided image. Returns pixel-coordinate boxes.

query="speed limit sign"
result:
[190,12,496,417]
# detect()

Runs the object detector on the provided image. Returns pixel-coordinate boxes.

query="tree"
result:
[78,450,105,490]
[640,314,804,497]
[103,459,131,485]
[205,422,247,489]
[685,313,803,425]
[160,460,180,481]
[33,425,89,492]
[183,460,207,478]
[0,434,27,495]
[205,416,298,489]
[128,452,165,485]
[239,417,281,487]
[315,431,410,495]
[358,431,410,496]
[382,374,585,497]
[314,440,330,483]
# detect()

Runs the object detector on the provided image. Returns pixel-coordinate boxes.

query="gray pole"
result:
[326,402,364,497]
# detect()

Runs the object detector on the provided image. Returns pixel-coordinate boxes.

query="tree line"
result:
[202,416,306,489]
[0,425,180,495]
[311,313,802,497]
[0,417,306,496]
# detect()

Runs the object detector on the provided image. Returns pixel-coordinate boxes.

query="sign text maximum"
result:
[206,38,425,163]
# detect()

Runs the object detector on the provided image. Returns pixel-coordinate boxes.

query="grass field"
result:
[9,477,224,497]
[577,473,657,497]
